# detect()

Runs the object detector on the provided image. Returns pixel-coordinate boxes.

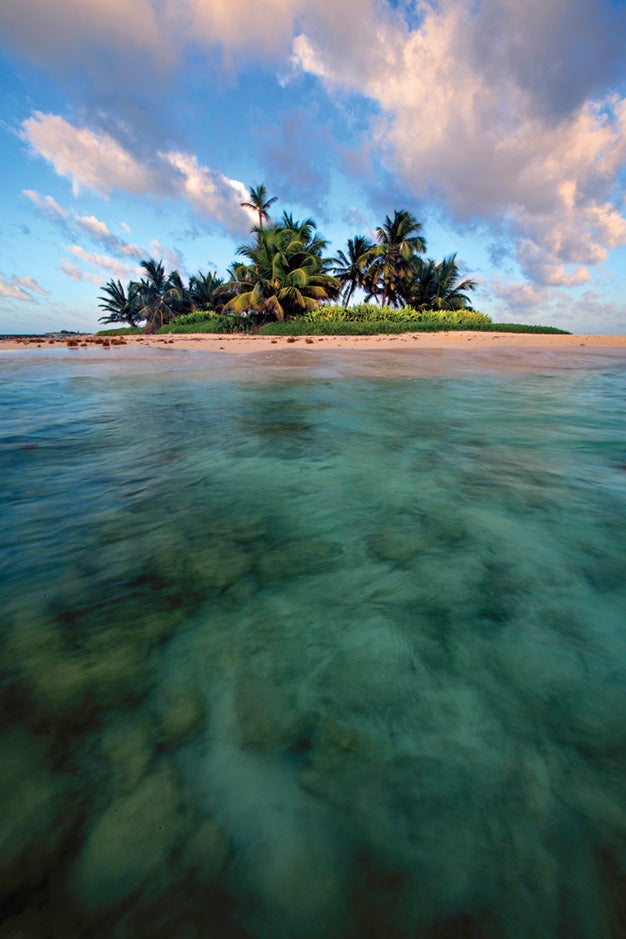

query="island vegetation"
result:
[97,186,568,335]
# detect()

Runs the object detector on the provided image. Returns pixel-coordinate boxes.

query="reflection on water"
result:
[1,353,626,938]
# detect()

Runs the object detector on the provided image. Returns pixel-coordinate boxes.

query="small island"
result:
[96,186,566,339]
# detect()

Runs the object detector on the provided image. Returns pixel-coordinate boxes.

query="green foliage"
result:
[187,271,224,312]
[225,223,339,320]
[366,210,427,306]
[95,207,573,335]
[98,279,143,327]
[304,305,492,326]
[400,254,478,311]
[476,323,570,334]
[241,183,278,229]
[134,259,185,333]
[260,318,569,336]
[97,319,569,336]
[167,310,226,326]
[332,235,375,306]
[96,327,142,335]
[159,314,252,333]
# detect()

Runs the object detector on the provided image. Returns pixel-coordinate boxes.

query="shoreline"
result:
[2,331,626,355]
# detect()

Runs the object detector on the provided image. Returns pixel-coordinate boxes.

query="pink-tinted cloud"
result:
[22,189,67,220]
[292,0,626,288]
[65,246,140,282]
[149,241,186,276]
[22,113,162,197]
[22,116,253,237]
[25,189,145,260]
[158,151,252,235]
[0,272,49,300]
[15,276,49,296]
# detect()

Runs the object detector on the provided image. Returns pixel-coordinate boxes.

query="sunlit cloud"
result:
[161,151,252,235]
[22,189,67,219]
[0,272,49,300]
[25,189,144,260]
[3,0,626,332]
[292,1,626,288]
[22,115,254,237]
[149,241,186,276]
[65,245,140,282]
[21,113,162,197]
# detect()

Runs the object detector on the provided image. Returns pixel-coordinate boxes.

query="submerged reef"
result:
[1,361,626,937]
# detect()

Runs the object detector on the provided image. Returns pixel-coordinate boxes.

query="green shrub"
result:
[475,323,570,334]
[159,314,251,334]
[168,310,223,325]
[259,319,570,336]
[305,305,493,326]
[96,327,142,335]
[260,319,460,336]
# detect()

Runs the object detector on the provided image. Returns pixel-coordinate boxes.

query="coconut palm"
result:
[97,279,141,326]
[241,184,278,229]
[187,270,224,312]
[401,254,477,310]
[366,210,426,307]
[225,225,339,321]
[279,213,330,261]
[332,235,375,306]
[133,259,185,333]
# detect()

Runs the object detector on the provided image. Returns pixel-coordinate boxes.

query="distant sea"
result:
[2,348,626,938]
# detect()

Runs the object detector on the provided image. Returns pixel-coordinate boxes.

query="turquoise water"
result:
[1,349,626,938]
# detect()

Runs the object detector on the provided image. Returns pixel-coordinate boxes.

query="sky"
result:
[1,0,626,335]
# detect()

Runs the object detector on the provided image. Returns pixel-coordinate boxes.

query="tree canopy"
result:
[98,188,476,330]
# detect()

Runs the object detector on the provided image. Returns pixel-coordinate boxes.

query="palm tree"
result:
[133,259,185,333]
[279,213,330,261]
[188,270,224,312]
[97,279,141,326]
[366,210,426,306]
[241,184,278,229]
[225,225,339,321]
[401,254,477,310]
[332,235,375,306]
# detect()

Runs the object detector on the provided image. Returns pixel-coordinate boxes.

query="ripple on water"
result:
[1,357,626,937]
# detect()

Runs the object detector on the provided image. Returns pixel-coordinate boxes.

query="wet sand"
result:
[2,331,626,380]
[2,330,626,355]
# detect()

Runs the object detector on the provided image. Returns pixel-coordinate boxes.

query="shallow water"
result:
[1,350,626,938]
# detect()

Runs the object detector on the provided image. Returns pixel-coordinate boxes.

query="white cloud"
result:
[22,189,67,219]
[15,276,49,296]
[149,241,186,276]
[0,0,168,89]
[161,151,252,235]
[59,262,100,285]
[25,188,145,259]
[22,112,162,197]
[292,0,626,288]
[74,215,143,258]
[0,272,49,300]
[66,245,140,282]
[7,0,626,301]
[0,281,30,301]
[22,116,253,237]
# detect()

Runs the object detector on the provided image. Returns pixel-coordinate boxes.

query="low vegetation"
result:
[260,319,569,336]
[97,185,568,335]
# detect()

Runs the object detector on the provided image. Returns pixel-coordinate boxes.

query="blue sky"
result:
[1,0,625,334]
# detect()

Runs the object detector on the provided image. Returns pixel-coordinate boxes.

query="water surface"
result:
[1,350,626,938]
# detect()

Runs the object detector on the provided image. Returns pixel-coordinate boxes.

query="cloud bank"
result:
[292,0,626,287]
[0,272,48,301]
[22,113,254,237]
[3,0,626,313]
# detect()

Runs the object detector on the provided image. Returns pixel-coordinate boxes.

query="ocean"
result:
[1,347,626,938]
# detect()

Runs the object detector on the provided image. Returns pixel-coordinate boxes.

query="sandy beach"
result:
[2,330,626,355]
